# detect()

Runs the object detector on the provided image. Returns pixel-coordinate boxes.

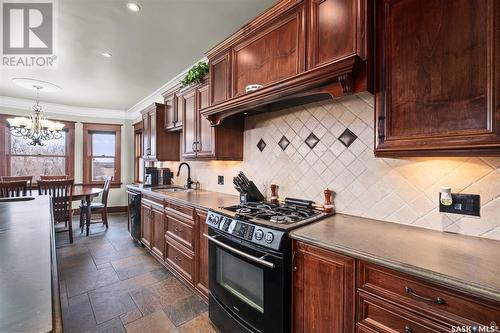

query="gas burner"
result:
[270,215,293,224]
[236,208,252,215]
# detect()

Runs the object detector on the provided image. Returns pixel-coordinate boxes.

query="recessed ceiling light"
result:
[101,52,113,58]
[126,3,141,12]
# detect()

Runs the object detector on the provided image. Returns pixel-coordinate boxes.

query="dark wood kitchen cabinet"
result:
[374,0,500,156]
[307,0,368,69]
[151,205,165,260]
[292,241,355,333]
[141,103,180,161]
[231,1,306,97]
[292,240,500,332]
[181,82,243,160]
[202,0,371,125]
[140,200,153,249]
[195,209,209,300]
[162,85,183,132]
[209,50,231,106]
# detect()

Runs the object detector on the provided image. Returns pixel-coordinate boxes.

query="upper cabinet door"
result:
[196,84,215,158]
[182,89,197,158]
[176,94,184,128]
[149,110,157,159]
[375,0,500,156]
[307,0,359,69]
[209,51,231,106]
[231,2,306,97]
[142,112,150,159]
[164,93,176,131]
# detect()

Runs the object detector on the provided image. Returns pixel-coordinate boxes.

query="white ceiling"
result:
[0,0,275,110]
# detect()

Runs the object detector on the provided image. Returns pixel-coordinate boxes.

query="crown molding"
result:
[0,95,135,120]
[126,57,207,119]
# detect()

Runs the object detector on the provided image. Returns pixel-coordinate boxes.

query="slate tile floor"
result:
[55,214,216,333]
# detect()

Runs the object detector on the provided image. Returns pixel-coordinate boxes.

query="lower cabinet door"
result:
[151,206,165,260]
[140,203,152,249]
[195,210,209,299]
[292,241,355,333]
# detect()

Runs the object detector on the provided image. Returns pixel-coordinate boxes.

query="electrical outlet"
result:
[218,175,224,185]
[439,193,480,217]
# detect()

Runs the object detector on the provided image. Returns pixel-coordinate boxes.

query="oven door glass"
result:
[216,247,264,313]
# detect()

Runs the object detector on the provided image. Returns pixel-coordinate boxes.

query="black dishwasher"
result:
[127,189,141,244]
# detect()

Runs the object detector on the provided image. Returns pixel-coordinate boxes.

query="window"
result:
[133,121,143,183]
[82,123,121,185]
[0,115,75,180]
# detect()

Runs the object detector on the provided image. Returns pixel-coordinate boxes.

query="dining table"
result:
[71,186,103,236]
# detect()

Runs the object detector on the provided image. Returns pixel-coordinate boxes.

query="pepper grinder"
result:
[323,188,334,213]
[270,184,279,204]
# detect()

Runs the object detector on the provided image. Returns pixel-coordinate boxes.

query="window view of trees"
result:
[10,133,67,180]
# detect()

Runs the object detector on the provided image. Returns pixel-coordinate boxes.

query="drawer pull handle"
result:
[174,227,183,232]
[404,287,445,305]
[404,326,413,333]
[174,255,182,262]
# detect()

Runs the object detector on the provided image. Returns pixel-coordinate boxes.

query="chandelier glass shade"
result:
[7,86,65,146]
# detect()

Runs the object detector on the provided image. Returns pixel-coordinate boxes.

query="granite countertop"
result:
[290,214,500,303]
[126,184,239,211]
[0,196,57,332]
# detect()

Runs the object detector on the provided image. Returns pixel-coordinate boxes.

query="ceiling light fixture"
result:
[7,85,65,146]
[126,3,141,12]
[101,52,113,58]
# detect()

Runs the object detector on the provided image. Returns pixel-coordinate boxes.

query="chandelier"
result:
[7,85,65,146]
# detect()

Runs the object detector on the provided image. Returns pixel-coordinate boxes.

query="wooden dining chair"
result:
[38,179,75,243]
[0,180,28,198]
[80,176,112,232]
[40,175,68,180]
[1,176,33,194]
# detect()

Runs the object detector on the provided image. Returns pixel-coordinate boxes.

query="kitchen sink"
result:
[151,186,193,193]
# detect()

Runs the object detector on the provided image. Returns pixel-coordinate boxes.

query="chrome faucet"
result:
[177,162,194,189]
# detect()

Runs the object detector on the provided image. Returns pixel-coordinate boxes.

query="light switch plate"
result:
[439,193,480,217]
[218,175,224,185]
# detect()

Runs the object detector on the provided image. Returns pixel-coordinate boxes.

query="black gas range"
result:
[204,199,330,333]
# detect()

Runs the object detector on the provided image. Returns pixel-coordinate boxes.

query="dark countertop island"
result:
[0,196,62,333]
[290,213,500,303]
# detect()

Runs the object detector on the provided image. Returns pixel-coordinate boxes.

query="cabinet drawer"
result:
[165,215,194,251]
[358,262,500,327]
[166,201,194,220]
[358,293,449,333]
[165,236,194,283]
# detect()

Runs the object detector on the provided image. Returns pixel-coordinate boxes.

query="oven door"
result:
[206,228,285,333]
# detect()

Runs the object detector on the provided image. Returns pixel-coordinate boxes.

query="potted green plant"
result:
[181,61,209,87]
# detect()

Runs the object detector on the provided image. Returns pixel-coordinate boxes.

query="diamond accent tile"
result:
[338,128,358,148]
[278,136,290,151]
[256,139,267,152]
[305,133,320,149]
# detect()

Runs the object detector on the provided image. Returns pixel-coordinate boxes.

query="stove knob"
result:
[255,229,264,240]
[265,232,274,244]
[207,214,214,223]
[213,216,220,225]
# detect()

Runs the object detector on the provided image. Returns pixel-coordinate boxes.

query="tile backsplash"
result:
[159,92,500,241]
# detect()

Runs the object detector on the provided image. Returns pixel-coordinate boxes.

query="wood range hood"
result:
[199,0,373,126]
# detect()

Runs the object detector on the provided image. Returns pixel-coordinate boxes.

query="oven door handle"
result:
[203,233,275,268]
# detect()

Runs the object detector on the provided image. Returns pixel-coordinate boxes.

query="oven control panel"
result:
[206,211,285,250]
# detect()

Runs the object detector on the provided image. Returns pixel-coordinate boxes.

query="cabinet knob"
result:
[174,227,183,232]
[404,326,413,333]
[174,255,182,262]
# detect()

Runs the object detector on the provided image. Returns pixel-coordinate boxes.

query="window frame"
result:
[133,121,143,183]
[82,122,122,186]
[0,114,75,181]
